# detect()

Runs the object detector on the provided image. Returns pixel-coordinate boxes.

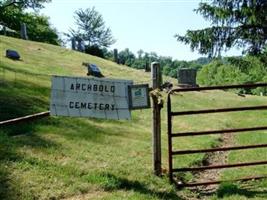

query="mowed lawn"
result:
[0,36,266,200]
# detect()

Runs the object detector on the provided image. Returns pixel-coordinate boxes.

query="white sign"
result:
[50,76,133,120]
[128,84,150,110]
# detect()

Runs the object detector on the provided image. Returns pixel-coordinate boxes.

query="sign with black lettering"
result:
[50,76,133,120]
[128,84,150,110]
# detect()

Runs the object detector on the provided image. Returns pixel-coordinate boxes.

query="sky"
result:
[41,0,241,61]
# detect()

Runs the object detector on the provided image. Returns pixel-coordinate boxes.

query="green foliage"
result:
[0,0,51,10]
[70,7,115,48]
[118,48,136,65]
[23,12,59,45]
[0,6,60,45]
[197,54,267,95]
[176,0,267,57]
[85,45,105,58]
[110,48,210,78]
[161,58,209,78]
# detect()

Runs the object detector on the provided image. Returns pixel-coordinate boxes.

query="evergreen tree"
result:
[70,7,115,48]
[176,0,267,57]
[0,0,50,10]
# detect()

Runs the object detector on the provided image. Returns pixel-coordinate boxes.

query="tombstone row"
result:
[1,23,28,40]
[71,38,85,52]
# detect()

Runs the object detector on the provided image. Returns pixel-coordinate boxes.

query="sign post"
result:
[50,71,162,175]
[151,62,162,176]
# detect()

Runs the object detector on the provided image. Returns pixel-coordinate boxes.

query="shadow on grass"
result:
[0,168,13,200]
[0,129,60,199]
[196,181,267,199]
[0,78,50,135]
[0,80,49,119]
[216,182,267,199]
[85,172,184,200]
[2,122,40,137]
[40,116,135,144]
[0,132,24,200]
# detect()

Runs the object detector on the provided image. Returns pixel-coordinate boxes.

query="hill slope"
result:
[0,36,267,200]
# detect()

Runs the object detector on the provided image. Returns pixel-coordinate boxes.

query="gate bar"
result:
[173,161,267,172]
[172,126,267,137]
[167,83,267,186]
[176,175,267,187]
[172,144,267,155]
[171,105,267,116]
[170,83,267,93]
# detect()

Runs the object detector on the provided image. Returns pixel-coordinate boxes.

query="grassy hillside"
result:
[0,36,266,200]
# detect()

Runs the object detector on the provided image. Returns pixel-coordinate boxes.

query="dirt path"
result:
[192,132,235,194]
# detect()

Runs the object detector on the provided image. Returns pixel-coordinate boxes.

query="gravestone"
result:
[3,26,6,35]
[20,23,28,40]
[6,49,20,60]
[87,64,104,77]
[83,63,104,77]
[71,38,76,50]
[81,41,85,52]
[113,49,118,64]
[77,39,85,52]
[145,62,150,72]
[177,68,197,87]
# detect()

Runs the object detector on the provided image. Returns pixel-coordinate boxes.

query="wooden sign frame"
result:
[128,84,151,110]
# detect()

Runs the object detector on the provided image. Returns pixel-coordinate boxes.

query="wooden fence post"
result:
[151,62,162,176]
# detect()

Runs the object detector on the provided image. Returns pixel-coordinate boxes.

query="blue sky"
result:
[41,0,240,61]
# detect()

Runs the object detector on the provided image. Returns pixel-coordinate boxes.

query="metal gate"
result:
[167,83,267,187]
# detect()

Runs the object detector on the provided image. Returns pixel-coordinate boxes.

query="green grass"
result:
[0,36,267,199]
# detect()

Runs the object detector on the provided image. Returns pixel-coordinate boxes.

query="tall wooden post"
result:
[151,62,162,176]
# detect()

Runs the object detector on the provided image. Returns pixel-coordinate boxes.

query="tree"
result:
[137,49,144,59]
[23,12,59,45]
[70,7,115,48]
[0,6,60,45]
[176,0,267,57]
[118,48,135,65]
[0,0,50,10]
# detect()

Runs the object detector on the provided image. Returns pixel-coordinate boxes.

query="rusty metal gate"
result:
[167,83,267,187]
